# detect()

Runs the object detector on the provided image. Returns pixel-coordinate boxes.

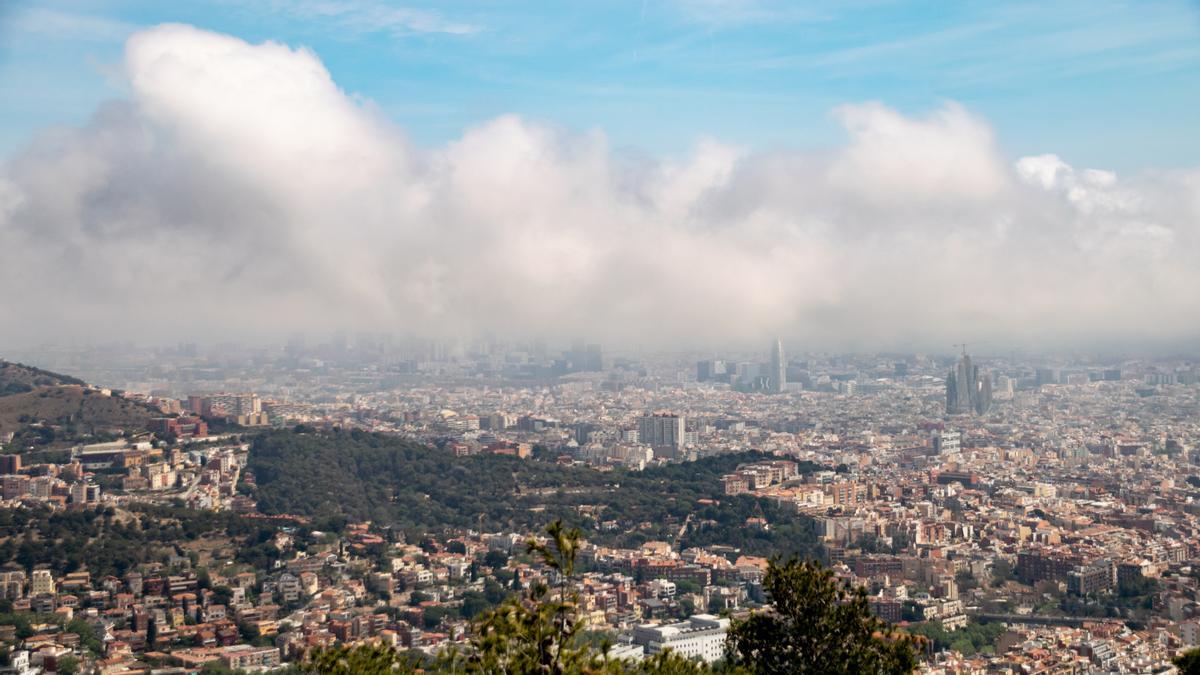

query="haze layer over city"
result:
[2,2,1200,674]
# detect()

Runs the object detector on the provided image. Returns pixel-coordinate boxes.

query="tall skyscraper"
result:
[697,359,727,382]
[567,340,603,372]
[946,351,992,415]
[638,413,686,450]
[770,338,786,394]
[1035,368,1059,387]
[954,352,974,414]
[976,373,993,414]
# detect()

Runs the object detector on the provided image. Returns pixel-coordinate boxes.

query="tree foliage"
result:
[443,520,596,673]
[0,504,285,577]
[725,559,917,674]
[905,620,1004,656]
[56,654,80,675]
[303,643,423,674]
[440,520,713,675]
[247,429,822,558]
[1177,648,1200,675]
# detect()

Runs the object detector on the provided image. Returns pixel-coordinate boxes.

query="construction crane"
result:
[953,342,988,356]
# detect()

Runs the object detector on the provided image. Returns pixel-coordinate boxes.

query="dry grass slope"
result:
[0,361,156,438]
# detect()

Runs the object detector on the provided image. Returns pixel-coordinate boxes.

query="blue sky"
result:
[1,0,1199,170]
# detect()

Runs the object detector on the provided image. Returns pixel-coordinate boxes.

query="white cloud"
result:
[829,101,1007,206]
[1,24,1198,351]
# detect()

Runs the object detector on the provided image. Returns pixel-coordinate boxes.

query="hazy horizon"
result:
[4,334,1200,364]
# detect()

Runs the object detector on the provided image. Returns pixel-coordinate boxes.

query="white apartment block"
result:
[632,614,730,664]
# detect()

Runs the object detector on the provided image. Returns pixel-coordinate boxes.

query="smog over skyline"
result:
[2,3,1199,353]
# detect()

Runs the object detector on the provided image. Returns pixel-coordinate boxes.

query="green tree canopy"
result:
[304,643,421,674]
[1176,647,1200,675]
[725,559,917,674]
[56,654,80,675]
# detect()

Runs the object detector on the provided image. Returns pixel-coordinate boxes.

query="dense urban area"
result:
[1,337,1200,673]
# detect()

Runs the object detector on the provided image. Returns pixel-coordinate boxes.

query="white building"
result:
[607,642,646,662]
[30,570,55,596]
[1181,620,1200,647]
[5,650,33,675]
[933,430,961,455]
[632,614,730,664]
[646,579,676,599]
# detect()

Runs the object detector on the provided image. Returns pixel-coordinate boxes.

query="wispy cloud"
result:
[696,0,1200,88]
[671,0,830,27]
[258,0,480,37]
[0,7,138,42]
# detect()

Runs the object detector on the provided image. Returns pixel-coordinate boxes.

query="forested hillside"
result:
[248,429,824,559]
[0,505,283,578]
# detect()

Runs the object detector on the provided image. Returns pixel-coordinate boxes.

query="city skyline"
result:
[6,342,1200,670]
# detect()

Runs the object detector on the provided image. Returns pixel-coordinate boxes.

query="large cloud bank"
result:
[2,24,1198,351]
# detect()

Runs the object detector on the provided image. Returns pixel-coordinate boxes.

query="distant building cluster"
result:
[1,451,99,507]
[6,339,1200,670]
[696,338,789,394]
[721,460,799,495]
[187,393,269,426]
[945,351,992,415]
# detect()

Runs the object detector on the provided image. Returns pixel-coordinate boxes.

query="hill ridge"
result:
[0,360,157,450]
